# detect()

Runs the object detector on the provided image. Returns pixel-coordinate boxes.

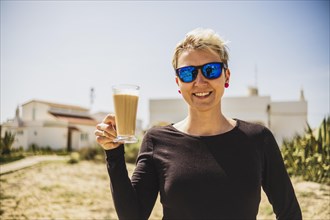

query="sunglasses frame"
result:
[176,62,227,83]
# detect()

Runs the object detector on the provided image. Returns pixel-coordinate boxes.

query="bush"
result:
[81,135,143,164]
[0,131,15,155]
[124,139,141,164]
[53,149,69,156]
[28,143,39,153]
[78,146,105,161]
[0,153,25,165]
[27,144,54,155]
[281,117,330,184]
[67,152,80,164]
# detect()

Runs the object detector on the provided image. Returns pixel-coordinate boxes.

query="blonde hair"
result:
[172,28,229,69]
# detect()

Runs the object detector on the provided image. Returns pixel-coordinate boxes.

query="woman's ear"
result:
[225,68,231,82]
[175,76,179,86]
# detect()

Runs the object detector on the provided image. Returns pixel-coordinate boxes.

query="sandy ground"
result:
[0,160,329,220]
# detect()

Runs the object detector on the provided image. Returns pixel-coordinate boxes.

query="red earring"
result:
[225,83,229,88]
[178,90,181,94]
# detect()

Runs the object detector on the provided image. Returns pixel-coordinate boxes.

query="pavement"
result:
[0,155,68,175]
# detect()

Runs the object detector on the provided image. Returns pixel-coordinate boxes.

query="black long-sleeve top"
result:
[105,119,302,220]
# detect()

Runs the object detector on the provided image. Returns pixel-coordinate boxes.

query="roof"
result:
[22,99,89,111]
[50,112,97,126]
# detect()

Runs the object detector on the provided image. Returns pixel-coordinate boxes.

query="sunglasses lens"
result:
[176,62,223,83]
[202,63,222,79]
[177,66,197,83]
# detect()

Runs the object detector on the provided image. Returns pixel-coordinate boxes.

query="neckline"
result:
[169,119,240,139]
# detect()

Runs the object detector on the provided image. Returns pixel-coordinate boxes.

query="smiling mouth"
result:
[193,92,212,97]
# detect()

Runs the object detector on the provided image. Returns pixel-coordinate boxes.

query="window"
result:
[80,133,89,141]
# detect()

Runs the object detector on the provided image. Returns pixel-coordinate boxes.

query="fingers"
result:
[95,114,122,150]
[96,123,117,138]
[102,114,116,124]
[95,135,121,150]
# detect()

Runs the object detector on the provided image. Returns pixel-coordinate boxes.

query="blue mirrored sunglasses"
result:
[175,62,227,83]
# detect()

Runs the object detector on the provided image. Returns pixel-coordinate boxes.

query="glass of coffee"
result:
[112,84,139,143]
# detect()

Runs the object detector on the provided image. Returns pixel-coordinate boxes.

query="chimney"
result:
[247,86,259,96]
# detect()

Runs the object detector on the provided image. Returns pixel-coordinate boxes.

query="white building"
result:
[149,87,308,145]
[1,100,98,151]
[1,100,145,151]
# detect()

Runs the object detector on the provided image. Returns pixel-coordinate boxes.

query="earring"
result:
[178,90,181,94]
[225,83,229,88]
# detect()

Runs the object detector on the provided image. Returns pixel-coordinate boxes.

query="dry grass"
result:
[0,160,329,220]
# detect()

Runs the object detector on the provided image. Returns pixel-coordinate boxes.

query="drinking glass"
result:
[112,84,139,143]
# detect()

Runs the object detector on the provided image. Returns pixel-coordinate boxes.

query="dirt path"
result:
[0,160,329,220]
[0,155,68,175]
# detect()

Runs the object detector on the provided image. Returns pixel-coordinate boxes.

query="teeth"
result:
[194,92,210,97]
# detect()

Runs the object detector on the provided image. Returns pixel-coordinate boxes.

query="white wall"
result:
[3,124,98,151]
[75,124,98,149]
[26,126,68,150]
[222,96,271,125]
[22,102,55,121]
[270,101,308,144]
[149,99,187,126]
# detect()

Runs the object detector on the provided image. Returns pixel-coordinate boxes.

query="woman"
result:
[95,28,302,220]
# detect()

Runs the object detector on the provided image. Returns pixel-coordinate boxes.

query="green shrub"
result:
[124,138,141,164]
[28,143,39,153]
[67,152,80,164]
[78,146,105,162]
[0,131,15,155]
[0,153,25,165]
[281,117,330,184]
[85,135,143,164]
[27,144,54,155]
[53,149,69,156]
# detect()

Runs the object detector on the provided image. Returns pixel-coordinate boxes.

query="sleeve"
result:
[105,132,159,220]
[261,128,302,220]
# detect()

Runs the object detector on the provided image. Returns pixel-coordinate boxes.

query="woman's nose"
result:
[194,70,207,84]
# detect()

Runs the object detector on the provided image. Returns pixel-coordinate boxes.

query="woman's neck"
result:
[174,108,236,136]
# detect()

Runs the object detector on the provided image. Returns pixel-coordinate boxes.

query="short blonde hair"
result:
[172,28,229,69]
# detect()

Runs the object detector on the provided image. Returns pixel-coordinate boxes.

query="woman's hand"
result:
[95,114,122,150]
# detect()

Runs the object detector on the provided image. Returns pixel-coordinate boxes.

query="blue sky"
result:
[1,1,329,129]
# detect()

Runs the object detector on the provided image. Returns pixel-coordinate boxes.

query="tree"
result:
[0,131,16,155]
